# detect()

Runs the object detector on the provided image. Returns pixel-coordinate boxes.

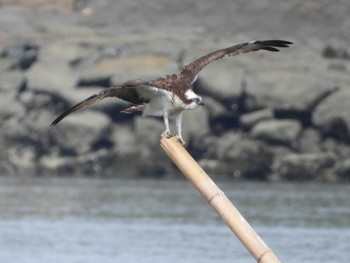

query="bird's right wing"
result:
[50,79,162,126]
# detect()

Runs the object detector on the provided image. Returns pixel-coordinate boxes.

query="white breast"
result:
[142,88,174,117]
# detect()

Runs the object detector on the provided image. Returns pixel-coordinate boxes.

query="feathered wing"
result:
[181,40,293,82]
[50,79,162,126]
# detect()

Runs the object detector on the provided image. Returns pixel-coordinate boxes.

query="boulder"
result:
[251,119,302,147]
[334,159,350,181]
[200,132,273,180]
[320,138,350,160]
[51,110,113,155]
[196,60,245,104]
[313,88,350,142]
[133,116,174,176]
[182,106,210,143]
[0,138,38,176]
[0,42,39,70]
[202,95,238,134]
[111,123,138,156]
[297,128,322,153]
[272,152,337,180]
[239,108,274,130]
[0,71,27,93]
[39,148,137,177]
[246,59,341,116]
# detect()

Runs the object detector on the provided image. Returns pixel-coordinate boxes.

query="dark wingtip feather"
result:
[253,40,293,52]
[50,114,66,126]
[262,40,293,47]
[261,46,280,52]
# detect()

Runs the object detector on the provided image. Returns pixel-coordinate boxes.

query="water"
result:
[0,177,349,263]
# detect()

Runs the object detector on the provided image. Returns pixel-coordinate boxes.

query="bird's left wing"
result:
[181,40,292,83]
[50,79,162,126]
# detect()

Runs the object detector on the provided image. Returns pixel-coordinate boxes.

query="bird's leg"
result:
[175,112,185,145]
[162,111,172,138]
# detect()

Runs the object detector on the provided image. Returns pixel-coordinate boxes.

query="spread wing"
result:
[181,40,293,83]
[50,79,162,126]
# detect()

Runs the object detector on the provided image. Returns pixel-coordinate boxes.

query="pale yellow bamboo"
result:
[160,135,280,263]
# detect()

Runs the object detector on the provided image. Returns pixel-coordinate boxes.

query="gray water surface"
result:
[0,177,349,263]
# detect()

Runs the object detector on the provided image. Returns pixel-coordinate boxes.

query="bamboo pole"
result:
[160,135,280,263]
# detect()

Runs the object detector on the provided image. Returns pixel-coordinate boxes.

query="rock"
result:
[194,60,246,106]
[182,106,210,143]
[246,56,342,117]
[0,70,27,94]
[334,159,350,181]
[111,123,138,156]
[69,44,121,68]
[0,140,38,176]
[313,88,350,142]
[133,116,173,176]
[39,149,137,177]
[202,96,227,120]
[251,119,302,147]
[297,128,322,153]
[201,132,273,180]
[76,75,112,88]
[0,0,76,12]
[272,152,337,181]
[320,138,350,160]
[51,110,113,155]
[106,54,179,82]
[0,42,39,70]
[26,40,91,96]
[203,95,238,134]
[239,108,274,130]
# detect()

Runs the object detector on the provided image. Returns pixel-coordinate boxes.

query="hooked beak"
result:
[197,100,204,106]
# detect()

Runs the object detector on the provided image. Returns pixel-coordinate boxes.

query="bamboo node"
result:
[257,250,272,263]
[207,191,225,205]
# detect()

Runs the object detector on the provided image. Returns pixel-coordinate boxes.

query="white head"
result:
[184,89,204,110]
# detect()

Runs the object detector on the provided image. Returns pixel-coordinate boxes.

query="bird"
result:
[51,40,292,144]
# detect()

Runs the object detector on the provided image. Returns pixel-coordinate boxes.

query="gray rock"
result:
[0,71,27,93]
[239,108,274,130]
[201,132,273,179]
[0,139,38,176]
[196,60,245,103]
[0,42,39,70]
[297,128,322,153]
[272,152,337,180]
[200,95,240,133]
[320,138,350,160]
[334,159,350,181]
[111,123,138,156]
[133,116,173,176]
[202,96,227,120]
[248,72,339,113]
[313,88,350,142]
[251,119,302,147]
[182,107,210,142]
[39,148,137,177]
[51,110,112,155]
[25,40,90,97]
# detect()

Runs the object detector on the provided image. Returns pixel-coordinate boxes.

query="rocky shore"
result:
[1,1,350,181]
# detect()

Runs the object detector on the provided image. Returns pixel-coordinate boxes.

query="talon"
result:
[176,136,186,145]
[162,131,172,138]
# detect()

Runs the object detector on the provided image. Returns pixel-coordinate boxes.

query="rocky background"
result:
[1,0,350,181]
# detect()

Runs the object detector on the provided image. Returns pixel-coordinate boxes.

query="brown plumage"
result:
[51,40,292,144]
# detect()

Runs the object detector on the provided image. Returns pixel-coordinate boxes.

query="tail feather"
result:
[120,104,145,113]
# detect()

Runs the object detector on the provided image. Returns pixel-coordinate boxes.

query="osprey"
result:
[51,40,292,144]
